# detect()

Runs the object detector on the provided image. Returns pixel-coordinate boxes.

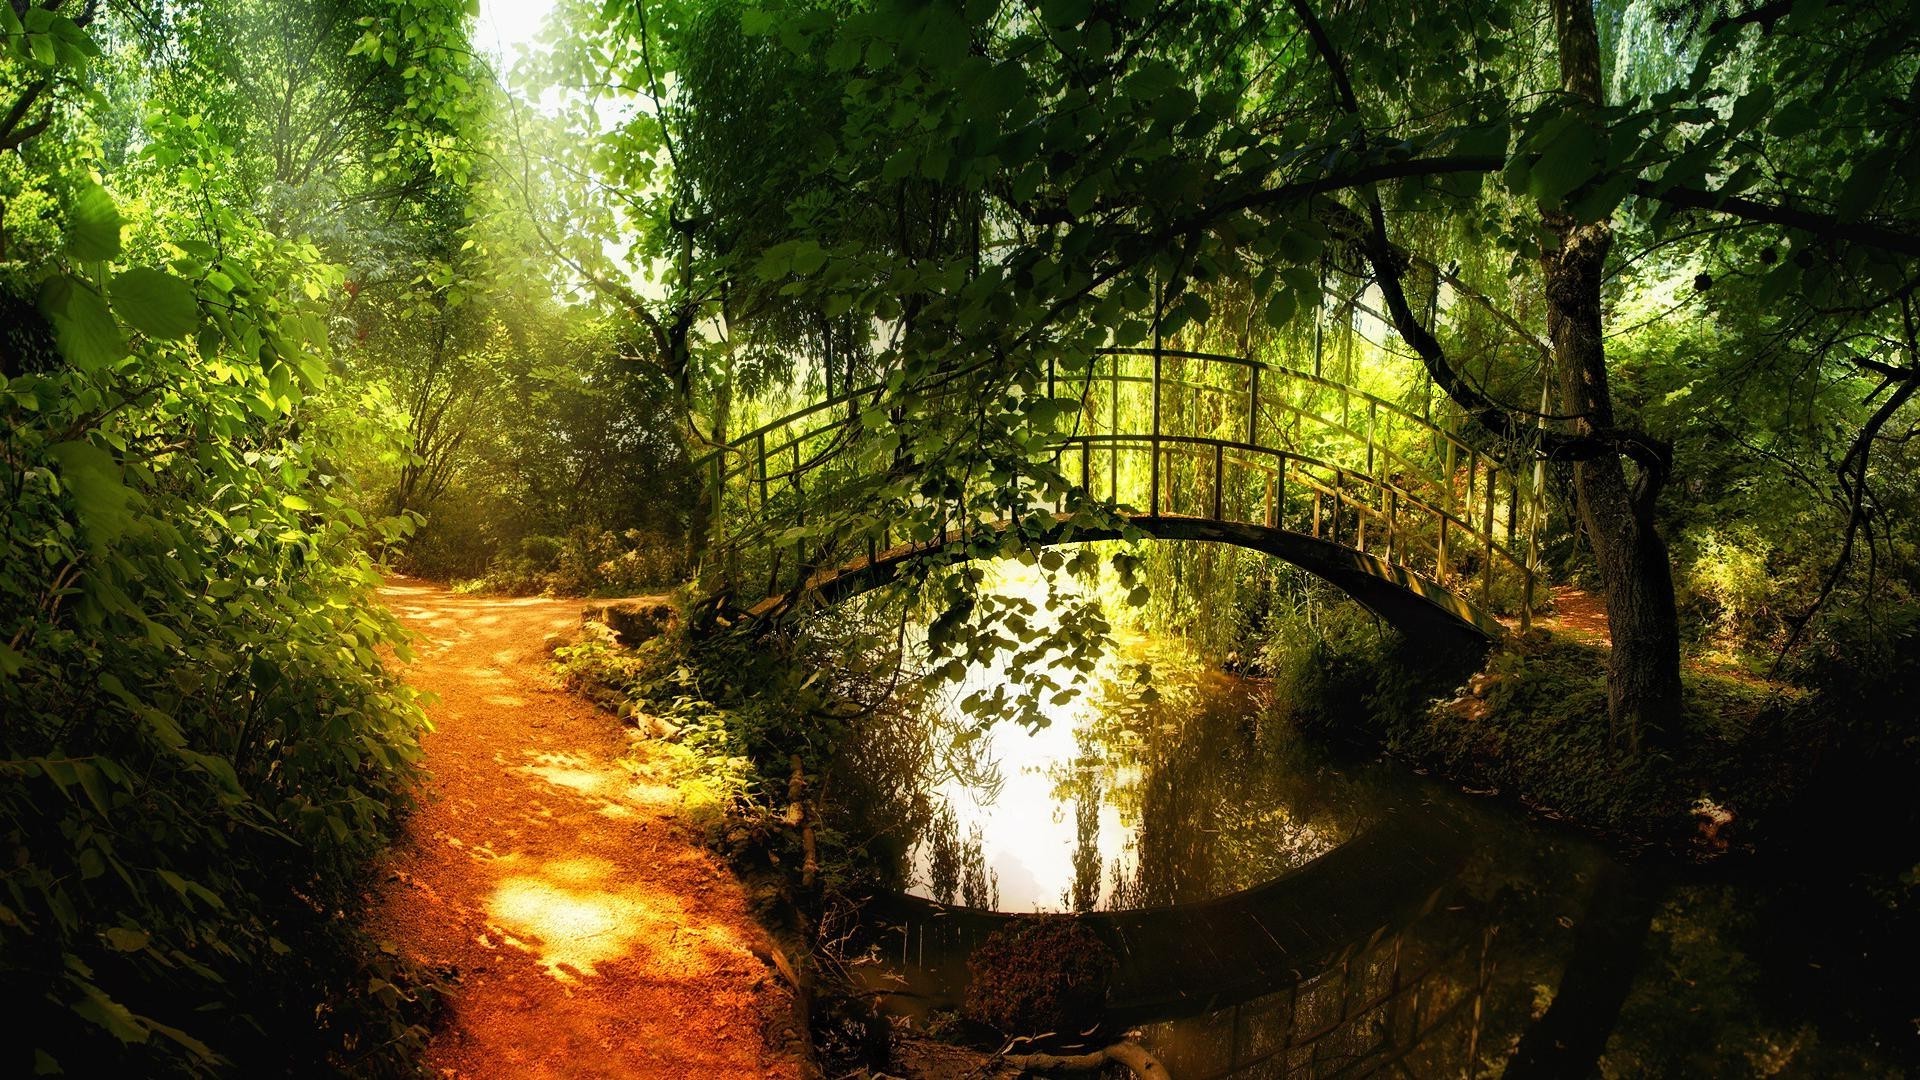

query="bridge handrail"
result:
[1080,370,1469,497]
[699,345,1545,629]
[709,347,1506,466]
[705,350,1513,498]
[1091,346,1497,462]
[1055,433,1532,576]
[715,398,1529,565]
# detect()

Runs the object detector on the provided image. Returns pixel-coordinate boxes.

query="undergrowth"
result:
[1268,600,1919,854]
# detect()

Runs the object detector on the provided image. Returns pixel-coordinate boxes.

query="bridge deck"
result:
[748,512,1506,645]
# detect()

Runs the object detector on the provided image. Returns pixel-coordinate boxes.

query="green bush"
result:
[461,527,687,597]
[1280,618,1814,845]
[2,190,433,1072]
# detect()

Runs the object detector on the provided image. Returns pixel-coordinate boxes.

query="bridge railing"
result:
[698,348,1544,625]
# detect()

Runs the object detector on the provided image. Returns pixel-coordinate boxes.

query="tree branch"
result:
[1637,180,1920,258]
[1287,0,1668,471]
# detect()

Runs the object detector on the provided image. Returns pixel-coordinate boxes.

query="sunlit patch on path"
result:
[363,579,803,1078]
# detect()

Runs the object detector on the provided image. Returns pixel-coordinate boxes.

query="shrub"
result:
[461,528,686,596]
[2,196,433,1073]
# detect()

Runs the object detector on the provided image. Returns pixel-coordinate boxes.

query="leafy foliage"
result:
[514,0,1910,738]
[1,1,454,1073]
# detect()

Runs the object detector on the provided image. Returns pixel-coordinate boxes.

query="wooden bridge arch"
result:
[697,347,1545,640]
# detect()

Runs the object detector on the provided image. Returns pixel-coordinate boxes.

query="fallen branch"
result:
[1004,1040,1171,1079]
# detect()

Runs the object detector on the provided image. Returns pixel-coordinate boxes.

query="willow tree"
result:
[642,0,1919,753]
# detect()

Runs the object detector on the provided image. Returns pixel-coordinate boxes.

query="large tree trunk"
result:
[1543,0,1684,754]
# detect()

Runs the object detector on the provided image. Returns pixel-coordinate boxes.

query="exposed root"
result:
[1003,1040,1171,1079]
[787,753,820,889]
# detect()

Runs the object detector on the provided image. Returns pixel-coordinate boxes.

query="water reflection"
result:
[832,557,1911,1076]
[888,561,1376,912]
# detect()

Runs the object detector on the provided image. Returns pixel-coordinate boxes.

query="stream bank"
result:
[556,561,1919,1077]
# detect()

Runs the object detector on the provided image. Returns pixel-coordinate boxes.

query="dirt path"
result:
[366,581,805,1079]
[1539,584,1612,643]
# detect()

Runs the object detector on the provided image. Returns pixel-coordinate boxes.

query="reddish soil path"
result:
[366,581,805,1079]
[1539,584,1612,642]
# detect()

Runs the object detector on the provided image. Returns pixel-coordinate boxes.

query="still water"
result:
[837,561,1915,1077]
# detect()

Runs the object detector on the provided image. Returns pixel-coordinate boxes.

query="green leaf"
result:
[46,440,139,550]
[69,980,149,1045]
[1276,227,1323,264]
[66,184,123,261]
[111,268,199,338]
[1835,148,1894,220]
[1768,100,1819,139]
[1264,285,1298,328]
[1041,0,1092,29]
[1527,120,1602,205]
[791,242,827,275]
[103,928,150,952]
[40,276,126,371]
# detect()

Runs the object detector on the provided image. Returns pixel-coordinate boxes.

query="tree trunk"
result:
[1544,0,1684,754]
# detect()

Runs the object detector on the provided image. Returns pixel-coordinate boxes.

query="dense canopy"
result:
[2,0,1916,1074]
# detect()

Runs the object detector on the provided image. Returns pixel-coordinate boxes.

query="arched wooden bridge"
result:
[697,347,1545,640]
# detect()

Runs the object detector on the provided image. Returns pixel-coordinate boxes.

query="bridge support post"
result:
[1366,400,1378,476]
[1332,471,1344,547]
[1482,474,1497,606]
[1109,354,1119,499]
[757,433,769,511]
[1150,348,1163,517]
[1248,365,1260,446]
[792,442,805,593]
[1387,488,1399,566]
[1212,443,1225,520]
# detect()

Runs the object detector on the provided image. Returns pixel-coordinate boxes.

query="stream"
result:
[831,560,1915,1077]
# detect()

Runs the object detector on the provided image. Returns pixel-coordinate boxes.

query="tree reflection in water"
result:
[825,564,1910,1076]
